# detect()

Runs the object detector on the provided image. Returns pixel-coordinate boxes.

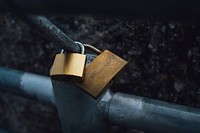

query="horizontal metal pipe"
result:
[0,67,55,106]
[109,93,200,133]
[1,67,200,132]
[1,0,200,19]
[0,66,111,133]
[0,55,95,106]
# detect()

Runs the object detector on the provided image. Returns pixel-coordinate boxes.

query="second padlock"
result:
[50,42,86,82]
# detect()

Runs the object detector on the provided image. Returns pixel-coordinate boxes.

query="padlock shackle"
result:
[84,44,102,54]
[74,41,85,54]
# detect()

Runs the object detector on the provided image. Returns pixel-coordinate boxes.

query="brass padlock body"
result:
[50,53,86,82]
[77,50,128,98]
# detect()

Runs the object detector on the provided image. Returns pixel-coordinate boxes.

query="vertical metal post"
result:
[52,81,111,133]
[51,54,111,133]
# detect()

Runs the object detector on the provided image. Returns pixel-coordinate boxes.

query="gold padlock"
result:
[50,42,86,82]
[77,49,128,98]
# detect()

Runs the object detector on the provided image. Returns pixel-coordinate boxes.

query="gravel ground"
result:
[0,11,200,133]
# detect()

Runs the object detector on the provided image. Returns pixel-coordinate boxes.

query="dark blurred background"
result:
[0,11,200,133]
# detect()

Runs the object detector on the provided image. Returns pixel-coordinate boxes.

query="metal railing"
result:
[1,67,200,133]
[1,3,200,132]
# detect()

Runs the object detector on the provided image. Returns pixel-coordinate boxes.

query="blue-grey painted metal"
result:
[52,81,112,133]
[20,15,80,53]
[109,93,200,133]
[0,67,55,106]
[51,54,111,133]
[1,67,200,132]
